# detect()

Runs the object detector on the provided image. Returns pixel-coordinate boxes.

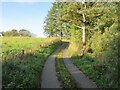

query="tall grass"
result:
[2,37,63,88]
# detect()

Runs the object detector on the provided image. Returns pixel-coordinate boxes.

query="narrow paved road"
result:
[41,42,99,89]
[62,43,99,89]
[41,44,66,88]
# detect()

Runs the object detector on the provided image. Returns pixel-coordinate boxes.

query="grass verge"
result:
[55,50,77,89]
[70,55,118,89]
[2,41,63,88]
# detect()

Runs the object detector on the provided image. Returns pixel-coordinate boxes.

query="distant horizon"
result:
[1,2,53,37]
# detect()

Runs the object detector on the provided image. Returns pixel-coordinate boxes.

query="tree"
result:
[58,2,111,56]
[44,1,119,57]
[11,29,20,36]
[2,29,19,36]
[19,29,31,37]
[44,2,69,39]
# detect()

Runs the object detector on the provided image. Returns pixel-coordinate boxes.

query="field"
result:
[1,37,62,88]
[2,37,59,59]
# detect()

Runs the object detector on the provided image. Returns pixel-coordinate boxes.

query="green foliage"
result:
[70,25,82,42]
[102,33,120,88]
[19,29,31,37]
[2,37,63,88]
[67,2,119,89]
[67,25,82,56]
[2,29,19,37]
[44,2,64,37]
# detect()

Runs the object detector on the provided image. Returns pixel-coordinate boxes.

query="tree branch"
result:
[73,24,82,29]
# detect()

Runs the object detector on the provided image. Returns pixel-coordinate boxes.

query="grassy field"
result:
[1,37,62,88]
[2,37,59,59]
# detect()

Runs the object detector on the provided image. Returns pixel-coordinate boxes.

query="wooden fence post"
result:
[22,49,24,55]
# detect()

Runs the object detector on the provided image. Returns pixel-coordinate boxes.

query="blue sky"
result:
[1,2,53,37]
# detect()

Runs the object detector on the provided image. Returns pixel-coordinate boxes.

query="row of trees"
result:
[1,29,36,37]
[44,1,119,56]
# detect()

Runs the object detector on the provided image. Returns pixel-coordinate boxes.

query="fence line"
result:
[2,40,60,62]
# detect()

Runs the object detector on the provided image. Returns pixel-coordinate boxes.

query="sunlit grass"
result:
[2,37,63,88]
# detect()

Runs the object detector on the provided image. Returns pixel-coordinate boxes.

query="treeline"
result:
[44,1,119,88]
[1,29,36,37]
[44,2,119,55]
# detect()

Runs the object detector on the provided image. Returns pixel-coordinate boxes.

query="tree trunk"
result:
[80,2,86,57]
[80,25,86,56]
[60,30,63,40]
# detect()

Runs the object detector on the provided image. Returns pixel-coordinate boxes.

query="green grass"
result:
[2,37,63,88]
[1,37,60,58]
[56,51,77,89]
[70,55,118,89]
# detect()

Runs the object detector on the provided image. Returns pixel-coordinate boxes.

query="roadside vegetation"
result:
[44,2,119,89]
[2,37,62,88]
[70,32,119,89]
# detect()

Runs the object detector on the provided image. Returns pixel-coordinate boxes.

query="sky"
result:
[0,0,115,37]
[0,1,53,37]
